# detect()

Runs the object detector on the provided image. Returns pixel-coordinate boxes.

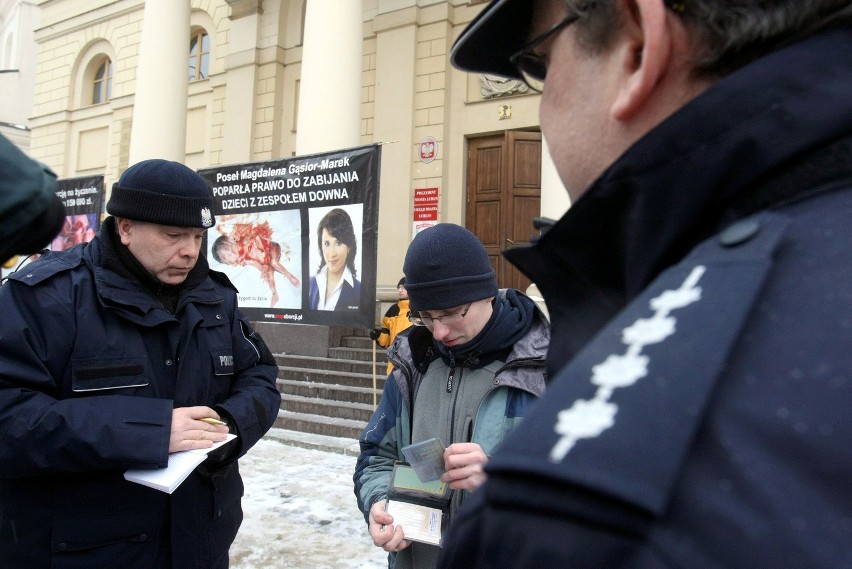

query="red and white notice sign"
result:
[413,187,439,234]
[413,187,439,221]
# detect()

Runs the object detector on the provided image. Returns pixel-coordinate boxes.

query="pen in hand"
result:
[199,417,227,426]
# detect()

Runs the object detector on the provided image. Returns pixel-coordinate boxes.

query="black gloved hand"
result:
[369,328,380,341]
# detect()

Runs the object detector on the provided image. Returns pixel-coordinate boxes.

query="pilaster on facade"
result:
[361,36,376,140]
[208,82,227,165]
[412,17,451,208]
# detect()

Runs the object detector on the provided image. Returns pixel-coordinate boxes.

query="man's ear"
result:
[116,217,132,245]
[611,0,671,120]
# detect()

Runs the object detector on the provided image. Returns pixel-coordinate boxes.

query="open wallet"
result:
[384,461,451,546]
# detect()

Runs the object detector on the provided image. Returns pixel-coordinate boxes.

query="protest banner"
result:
[198,144,381,328]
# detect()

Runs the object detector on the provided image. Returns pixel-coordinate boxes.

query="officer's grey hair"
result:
[562,0,852,79]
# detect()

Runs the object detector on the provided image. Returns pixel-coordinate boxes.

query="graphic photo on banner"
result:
[51,213,98,252]
[209,211,303,309]
[52,176,104,252]
[307,204,363,312]
[2,175,104,279]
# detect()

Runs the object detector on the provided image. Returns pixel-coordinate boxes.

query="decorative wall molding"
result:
[226,0,262,19]
[480,74,529,99]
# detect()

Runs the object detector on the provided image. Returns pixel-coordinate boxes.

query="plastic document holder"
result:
[384,462,451,546]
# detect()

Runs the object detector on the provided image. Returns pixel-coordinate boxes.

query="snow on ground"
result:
[229,433,389,569]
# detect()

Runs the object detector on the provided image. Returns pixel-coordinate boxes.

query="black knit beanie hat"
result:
[403,223,498,312]
[107,159,215,228]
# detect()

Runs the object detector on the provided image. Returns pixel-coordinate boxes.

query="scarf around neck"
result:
[434,289,535,368]
[99,216,209,313]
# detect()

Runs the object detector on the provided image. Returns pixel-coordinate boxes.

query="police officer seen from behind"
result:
[440,0,852,567]
[354,223,550,569]
[0,159,281,568]
[0,132,64,267]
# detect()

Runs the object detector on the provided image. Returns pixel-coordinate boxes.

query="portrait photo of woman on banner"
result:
[308,205,363,311]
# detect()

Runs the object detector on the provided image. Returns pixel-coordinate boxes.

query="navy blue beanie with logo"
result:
[107,159,215,228]
[403,223,498,312]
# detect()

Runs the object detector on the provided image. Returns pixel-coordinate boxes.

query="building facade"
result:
[0,0,40,149]
[29,0,570,294]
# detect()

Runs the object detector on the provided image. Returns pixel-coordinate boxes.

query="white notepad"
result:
[124,434,237,493]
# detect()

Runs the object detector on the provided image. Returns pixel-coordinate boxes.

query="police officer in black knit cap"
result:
[0,159,280,568]
[354,223,550,569]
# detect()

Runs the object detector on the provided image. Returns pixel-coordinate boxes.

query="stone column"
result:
[129,0,190,164]
[295,0,363,155]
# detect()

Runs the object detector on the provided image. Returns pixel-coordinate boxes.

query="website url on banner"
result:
[263,313,303,321]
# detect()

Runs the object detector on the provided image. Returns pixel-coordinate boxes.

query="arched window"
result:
[188,29,210,81]
[91,57,112,104]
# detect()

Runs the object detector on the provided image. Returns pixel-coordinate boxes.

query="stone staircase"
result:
[272,329,387,453]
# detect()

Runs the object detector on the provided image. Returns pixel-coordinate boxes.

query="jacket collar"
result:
[507,28,852,371]
[86,219,220,317]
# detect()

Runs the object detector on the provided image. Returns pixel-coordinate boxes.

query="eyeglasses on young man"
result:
[408,302,473,328]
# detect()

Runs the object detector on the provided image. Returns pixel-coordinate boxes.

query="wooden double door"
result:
[465,130,542,292]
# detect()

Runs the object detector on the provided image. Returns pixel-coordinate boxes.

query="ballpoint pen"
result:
[199,417,227,426]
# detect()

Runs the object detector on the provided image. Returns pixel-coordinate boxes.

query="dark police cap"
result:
[107,159,215,229]
[450,0,533,79]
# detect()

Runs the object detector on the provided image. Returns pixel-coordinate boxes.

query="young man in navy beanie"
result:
[0,158,280,568]
[354,223,550,569]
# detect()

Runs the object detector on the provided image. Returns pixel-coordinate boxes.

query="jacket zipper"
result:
[446,366,455,393]
[448,366,462,444]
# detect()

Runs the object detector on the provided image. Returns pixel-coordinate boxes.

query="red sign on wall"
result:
[413,188,438,221]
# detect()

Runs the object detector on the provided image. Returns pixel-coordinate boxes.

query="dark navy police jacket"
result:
[439,28,852,569]
[0,230,280,568]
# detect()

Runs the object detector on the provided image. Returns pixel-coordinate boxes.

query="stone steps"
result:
[277,379,382,409]
[276,365,384,390]
[273,331,389,442]
[277,354,385,376]
[263,427,362,456]
[274,409,370,440]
